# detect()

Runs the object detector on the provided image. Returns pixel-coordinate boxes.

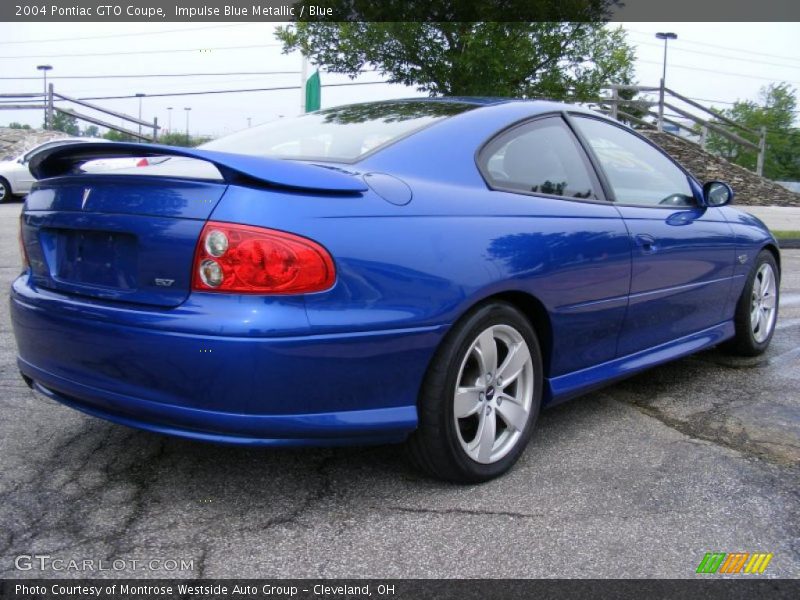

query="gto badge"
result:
[737,255,749,265]
[154,278,175,287]
[81,188,92,210]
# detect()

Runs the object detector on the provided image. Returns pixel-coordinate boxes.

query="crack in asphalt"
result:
[617,396,798,467]
[105,438,171,561]
[0,416,343,578]
[373,505,548,519]
[371,504,713,522]
[251,452,337,532]
[0,419,172,567]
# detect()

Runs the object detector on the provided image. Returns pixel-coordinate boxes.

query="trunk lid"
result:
[22,176,227,308]
[21,141,366,308]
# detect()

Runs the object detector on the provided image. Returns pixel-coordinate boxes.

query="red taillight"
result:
[135,158,149,167]
[19,213,29,270]
[192,221,335,294]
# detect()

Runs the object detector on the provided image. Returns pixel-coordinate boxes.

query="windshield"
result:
[200,100,477,162]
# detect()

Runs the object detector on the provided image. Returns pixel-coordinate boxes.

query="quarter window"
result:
[572,116,695,207]
[481,117,598,200]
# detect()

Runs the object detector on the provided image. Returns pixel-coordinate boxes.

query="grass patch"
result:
[771,230,800,239]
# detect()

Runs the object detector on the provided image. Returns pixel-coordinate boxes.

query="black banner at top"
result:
[2,0,800,22]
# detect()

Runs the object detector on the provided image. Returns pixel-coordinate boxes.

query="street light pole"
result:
[167,107,173,133]
[36,65,52,129]
[135,93,145,138]
[184,107,191,140]
[655,32,677,132]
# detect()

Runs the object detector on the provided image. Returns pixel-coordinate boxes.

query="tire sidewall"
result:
[435,302,543,482]
[0,178,11,203]
[738,251,780,353]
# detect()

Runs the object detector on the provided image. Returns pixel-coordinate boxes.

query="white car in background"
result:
[0,138,94,202]
[0,137,160,202]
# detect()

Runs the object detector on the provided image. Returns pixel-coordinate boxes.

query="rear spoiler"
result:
[28,142,368,193]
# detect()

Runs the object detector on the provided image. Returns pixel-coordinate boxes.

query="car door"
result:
[570,115,737,357]
[478,115,632,379]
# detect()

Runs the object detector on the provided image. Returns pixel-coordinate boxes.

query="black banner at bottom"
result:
[1,579,799,600]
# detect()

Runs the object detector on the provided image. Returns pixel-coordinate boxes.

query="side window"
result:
[572,116,695,207]
[481,117,598,200]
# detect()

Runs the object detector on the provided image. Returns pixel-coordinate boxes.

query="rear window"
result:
[200,100,476,162]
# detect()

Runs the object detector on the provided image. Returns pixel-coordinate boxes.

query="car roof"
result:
[376,96,597,118]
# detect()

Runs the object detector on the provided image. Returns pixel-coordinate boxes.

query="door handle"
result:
[635,234,658,253]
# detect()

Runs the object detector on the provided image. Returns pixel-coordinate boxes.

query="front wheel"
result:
[407,302,543,483]
[723,250,780,356]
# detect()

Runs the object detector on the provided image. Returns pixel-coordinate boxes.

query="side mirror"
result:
[703,181,734,207]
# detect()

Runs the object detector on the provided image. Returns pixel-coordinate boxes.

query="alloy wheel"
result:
[751,263,778,343]
[453,324,534,464]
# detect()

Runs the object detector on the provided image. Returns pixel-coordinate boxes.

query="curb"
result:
[778,239,800,249]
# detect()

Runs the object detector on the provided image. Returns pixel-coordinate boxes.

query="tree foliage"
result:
[49,111,80,136]
[707,83,800,181]
[102,130,135,142]
[7,122,31,130]
[101,130,209,147]
[82,125,100,138]
[275,21,636,101]
[157,131,210,147]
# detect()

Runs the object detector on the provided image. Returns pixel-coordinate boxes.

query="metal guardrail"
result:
[595,84,767,176]
[0,84,159,142]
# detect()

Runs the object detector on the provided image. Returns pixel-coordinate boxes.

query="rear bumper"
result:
[23,362,415,445]
[11,275,445,445]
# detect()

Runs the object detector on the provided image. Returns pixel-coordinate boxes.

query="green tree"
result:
[275,20,635,101]
[82,125,100,138]
[157,132,211,147]
[706,83,800,180]
[101,130,209,147]
[49,111,80,136]
[7,122,31,130]
[102,130,135,142]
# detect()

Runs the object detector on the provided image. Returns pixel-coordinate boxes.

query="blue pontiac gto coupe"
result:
[12,98,780,482]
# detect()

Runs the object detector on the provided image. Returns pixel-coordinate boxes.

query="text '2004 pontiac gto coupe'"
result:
[12,99,780,482]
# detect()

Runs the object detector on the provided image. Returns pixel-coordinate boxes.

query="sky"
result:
[0,21,798,138]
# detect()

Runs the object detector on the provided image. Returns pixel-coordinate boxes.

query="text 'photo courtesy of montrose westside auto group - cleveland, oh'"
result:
[0,0,799,599]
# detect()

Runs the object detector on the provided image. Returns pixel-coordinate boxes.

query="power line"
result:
[625,28,800,64]
[0,43,282,60]
[0,71,301,80]
[74,80,390,101]
[637,59,800,85]
[631,38,800,70]
[0,24,250,45]
[0,67,376,81]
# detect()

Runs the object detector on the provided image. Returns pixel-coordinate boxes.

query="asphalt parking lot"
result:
[0,200,798,579]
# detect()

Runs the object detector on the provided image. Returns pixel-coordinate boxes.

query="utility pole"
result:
[184,107,191,140]
[655,32,677,132]
[47,83,54,133]
[247,117,252,128]
[135,93,145,138]
[167,107,173,133]
[36,65,52,129]
[757,126,767,176]
[300,55,308,114]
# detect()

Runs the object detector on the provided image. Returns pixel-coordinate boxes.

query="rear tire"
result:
[0,178,12,203]
[407,302,543,483]
[722,250,779,356]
